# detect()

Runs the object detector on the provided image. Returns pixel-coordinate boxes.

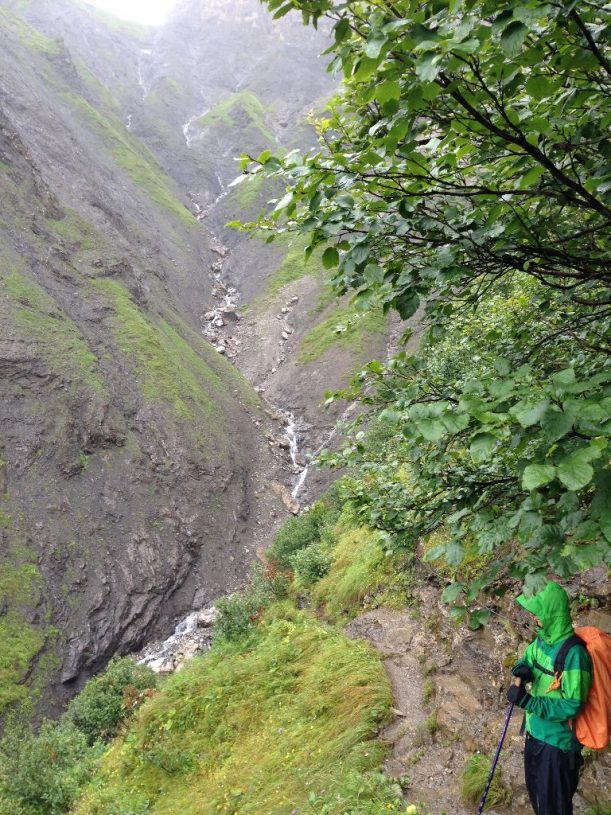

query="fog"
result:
[85,0,177,25]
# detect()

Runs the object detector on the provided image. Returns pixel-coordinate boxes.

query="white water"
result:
[182,106,210,148]
[138,611,201,668]
[137,49,152,101]
[125,113,133,131]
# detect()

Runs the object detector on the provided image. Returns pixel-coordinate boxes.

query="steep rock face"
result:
[0,1,296,714]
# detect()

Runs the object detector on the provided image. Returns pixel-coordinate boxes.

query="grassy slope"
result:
[197,91,276,146]
[73,604,399,815]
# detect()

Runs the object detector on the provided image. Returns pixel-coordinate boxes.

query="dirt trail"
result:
[345,596,611,815]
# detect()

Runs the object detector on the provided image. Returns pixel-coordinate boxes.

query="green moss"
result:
[74,602,399,815]
[197,91,276,145]
[74,57,121,113]
[60,92,196,227]
[95,279,231,451]
[0,510,10,529]
[0,555,45,713]
[298,302,387,364]
[1,266,107,395]
[0,6,61,55]
[231,173,265,212]
[48,209,100,251]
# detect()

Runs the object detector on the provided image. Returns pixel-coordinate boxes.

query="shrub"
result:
[66,656,157,745]
[461,753,512,807]
[290,543,332,587]
[268,486,342,569]
[0,719,95,815]
[214,564,290,642]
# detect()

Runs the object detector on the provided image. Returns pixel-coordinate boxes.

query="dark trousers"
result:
[524,734,583,815]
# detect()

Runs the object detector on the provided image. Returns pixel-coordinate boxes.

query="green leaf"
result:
[322,247,339,269]
[423,544,447,562]
[445,540,465,567]
[470,432,497,463]
[442,582,464,603]
[522,572,548,597]
[375,80,401,104]
[365,36,386,59]
[510,399,549,427]
[334,18,351,43]
[415,52,441,82]
[557,448,596,491]
[522,464,556,491]
[541,408,575,442]
[415,418,446,442]
[525,75,553,100]
[274,191,293,212]
[500,21,528,57]
[468,608,491,630]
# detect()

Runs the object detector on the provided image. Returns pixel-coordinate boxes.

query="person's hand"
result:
[512,664,533,683]
[507,682,529,706]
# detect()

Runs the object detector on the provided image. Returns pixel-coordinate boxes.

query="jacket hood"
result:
[517,581,574,646]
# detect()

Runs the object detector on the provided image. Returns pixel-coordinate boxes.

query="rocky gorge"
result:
[0,0,390,715]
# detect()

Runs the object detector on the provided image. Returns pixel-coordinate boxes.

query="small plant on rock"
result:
[462,753,512,807]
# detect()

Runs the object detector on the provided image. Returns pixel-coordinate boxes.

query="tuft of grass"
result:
[461,753,512,808]
[584,804,611,815]
[73,602,401,815]
[422,678,435,703]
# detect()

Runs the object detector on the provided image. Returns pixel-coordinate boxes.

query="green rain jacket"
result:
[512,581,592,751]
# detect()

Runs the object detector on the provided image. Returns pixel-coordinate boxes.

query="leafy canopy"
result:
[246,0,610,609]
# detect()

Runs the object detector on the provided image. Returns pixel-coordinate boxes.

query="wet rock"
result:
[197,607,219,627]
[270,481,300,514]
[222,308,240,322]
[148,656,175,674]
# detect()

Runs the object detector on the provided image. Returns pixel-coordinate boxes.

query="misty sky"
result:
[86,0,176,25]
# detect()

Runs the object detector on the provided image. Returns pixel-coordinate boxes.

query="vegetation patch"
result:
[297,301,386,364]
[0,6,62,55]
[73,602,400,815]
[197,91,276,145]
[95,279,229,451]
[60,92,195,227]
[0,554,45,713]
[1,266,107,395]
[461,753,512,808]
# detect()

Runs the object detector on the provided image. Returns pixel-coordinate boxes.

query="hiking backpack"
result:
[552,626,611,750]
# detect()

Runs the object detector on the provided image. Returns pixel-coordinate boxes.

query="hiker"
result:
[508,580,592,815]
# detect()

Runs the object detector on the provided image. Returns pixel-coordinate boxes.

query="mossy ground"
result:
[0,538,46,713]
[197,91,276,146]
[1,265,107,396]
[95,279,225,444]
[60,92,195,227]
[0,6,61,55]
[297,301,387,364]
[73,603,401,815]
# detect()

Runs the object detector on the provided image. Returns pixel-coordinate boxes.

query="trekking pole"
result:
[477,678,521,814]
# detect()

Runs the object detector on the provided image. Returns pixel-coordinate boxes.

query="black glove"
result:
[512,664,533,683]
[507,683,529,707]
